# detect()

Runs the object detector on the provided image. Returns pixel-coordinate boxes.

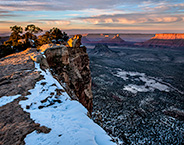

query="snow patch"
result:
[114,68,170,94]
[123,84,150,94]
[19,63,115,145]
[0,94,21,107]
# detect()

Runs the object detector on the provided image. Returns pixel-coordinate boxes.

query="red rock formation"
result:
[137,33,184,48]
[152,33,184,39]
[67,34,82,48]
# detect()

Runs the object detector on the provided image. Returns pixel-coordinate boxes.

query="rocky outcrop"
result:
[30,37,93,113]
[89,44,118,57]
[67,34,82,48]
[29,36,93,114]
[42,44,93,113]
[136,33,184,48]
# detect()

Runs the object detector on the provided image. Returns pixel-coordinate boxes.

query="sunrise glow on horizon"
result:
[0,0,184,35]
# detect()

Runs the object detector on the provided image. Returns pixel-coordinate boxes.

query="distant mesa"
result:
[110,34,125,43]
[152,33,184,40]
[89,44,118,57]
[136,33,184,48]
[82,33,184,48]
[100,34,125,44]
[84,34,125,46]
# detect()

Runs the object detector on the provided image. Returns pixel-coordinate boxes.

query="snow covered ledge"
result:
[19,62,115,145]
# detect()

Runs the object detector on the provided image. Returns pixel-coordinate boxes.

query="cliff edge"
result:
[136,33,184,48]
[0,36,115,145]
[40,44,93,113]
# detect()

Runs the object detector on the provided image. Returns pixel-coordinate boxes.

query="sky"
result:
[0,0,184,35]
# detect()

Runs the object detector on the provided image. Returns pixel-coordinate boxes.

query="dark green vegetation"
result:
[89,46,184,144]
[0,45,14,58]
[0,25,69,58]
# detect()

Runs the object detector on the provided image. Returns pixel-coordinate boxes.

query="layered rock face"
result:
[138,33,184,48]
[43,45,93,113]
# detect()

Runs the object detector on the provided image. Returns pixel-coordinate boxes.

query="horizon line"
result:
[1,29,184,37]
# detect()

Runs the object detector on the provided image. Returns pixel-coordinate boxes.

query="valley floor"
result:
[89,46,184,144]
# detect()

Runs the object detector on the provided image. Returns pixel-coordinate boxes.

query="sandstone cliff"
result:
[152,33,184,39]
[137,33,184,48]
[0,37,94,144]
[43,45,93,113]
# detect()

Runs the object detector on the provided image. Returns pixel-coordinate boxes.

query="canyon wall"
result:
[152,33,184,39]
[137,33,184,48]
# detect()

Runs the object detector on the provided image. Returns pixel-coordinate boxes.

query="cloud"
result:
[0,10,19,17]
[0,20,42,26]
[0,0,184,32]
[0,13,21,17]
[0,20,14,24]
[76,13,184,26]
[142,2,184,13]
[0,10,10,13]
[37,19,71,25]
[0,0,181,11]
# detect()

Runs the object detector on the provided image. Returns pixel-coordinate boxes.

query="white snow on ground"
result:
[114,70,129,80]
[19,63,115,145]
[114,68,170,94]
[139,76,169,92]
[0,94,21,107]
[114,69,145,81]
[123,85,150,94]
